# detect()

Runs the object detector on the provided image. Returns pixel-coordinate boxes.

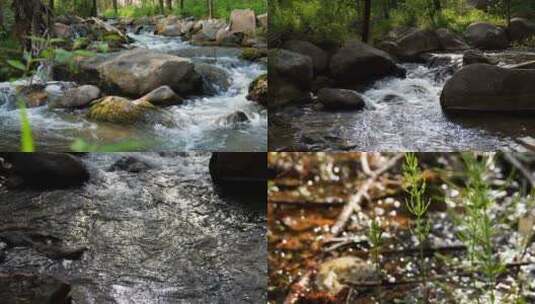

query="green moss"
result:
[240,48,267,61]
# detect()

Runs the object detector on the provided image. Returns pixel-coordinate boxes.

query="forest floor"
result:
[268,152,535,304]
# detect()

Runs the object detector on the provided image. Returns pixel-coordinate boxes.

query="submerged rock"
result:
[317,88,365,111]
[48,84,101,109]
[247,74,267,107]
[216,111,250,127]
[240,47,268,61]
[464,22,509,50]
[209,152,267,195]
[0,153,89,189]
[441,64,535,112]
[316,256,379,295]
[87,96,175,126]
[108,156,152,173]
[329,40,405,86]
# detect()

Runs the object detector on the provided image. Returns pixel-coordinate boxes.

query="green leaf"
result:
[6,59,26,71]
[54,48,74,64]
[17,100,35,152]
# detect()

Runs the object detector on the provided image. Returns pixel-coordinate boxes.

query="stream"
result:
[270,51,535,152]
[0,153,266,303]
[0,30,267,152]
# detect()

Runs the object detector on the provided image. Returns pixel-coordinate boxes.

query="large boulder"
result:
[329,40,406,85]
[282,40,329,74]
[215,28,244,46]
[464,22,509,50]
[269,49,313,108]
[435,28,470,51]
[87,96,175,126]
[390,28,441,60]
[317,88,365,111]
[230,9,256,35]
[191,19,227,44]
[440,64,535,112]
[55,49,203,98]
[247,74,267,107]
[48,85,101,109]
[0,153,89,189]
[508,18,535,42]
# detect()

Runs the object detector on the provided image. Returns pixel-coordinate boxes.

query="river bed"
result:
[0,153,266,303]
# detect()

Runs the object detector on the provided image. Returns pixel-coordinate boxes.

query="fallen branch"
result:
[284,269,314,304]
[330,154,404,236]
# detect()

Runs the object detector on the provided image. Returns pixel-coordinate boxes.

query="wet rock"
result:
[508,18,535,42]
[48,85,101,109]
[329,39,406,85]
[108,156,152,173]
[87,96,175,126]
[155,16,182,36]
[465,22,509,50]
[239,47,267,61]
[462,49,496,66]
[246,74,267,106]
[441,64,535,112]
[216,111,250,127]
[194,63,232,93]
[229,9,256,35]
[0,273,71,304]
[269,49,313,108]
[209,152,267,192]
[316,256,379,295]
[98,48,202,97]
[191,19,227,45]
[215,28,244,46]
[435,28,469,51]
[282,40,329,74]
[0,153,89,189]
[317,88,365,111]
[135,85,183,107]
[16,85,48,108]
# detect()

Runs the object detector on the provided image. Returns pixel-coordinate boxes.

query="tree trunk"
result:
[433,0,441,12]
[0,0,4,31]
[207,0,214,19]
[506,0,511,27]
[90,0,97,16]
[361,0,371,43]
[113,0,118,15]
[49,0,54,11]
[166,0,172,10]
[159,0,164,14]
[12,0,51,52]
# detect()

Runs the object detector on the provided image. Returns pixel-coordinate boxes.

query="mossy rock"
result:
[246,74,267,106]
[240,48,267,61]
[87,96,175,126]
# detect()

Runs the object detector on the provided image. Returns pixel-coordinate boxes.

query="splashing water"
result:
[270,53,535,151]
[0,32,267,151]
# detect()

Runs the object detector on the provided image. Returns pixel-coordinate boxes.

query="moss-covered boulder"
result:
[240,48,267,61]
[246,74,267,107]
[87,96,175,126]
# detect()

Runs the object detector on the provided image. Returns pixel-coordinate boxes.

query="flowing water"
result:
[0,31,267,152]
[0,153,266,303]
[270,51,535,152]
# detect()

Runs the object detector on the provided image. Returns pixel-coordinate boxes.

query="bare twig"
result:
[502,153,535,188]
[284,270,314,304]
[330,154,404,236]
